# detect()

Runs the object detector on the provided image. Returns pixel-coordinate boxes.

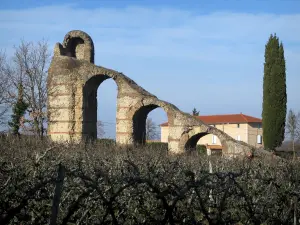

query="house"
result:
[160,113,263,150]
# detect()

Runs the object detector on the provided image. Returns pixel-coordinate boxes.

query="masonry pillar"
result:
[47,74,78,142]
[168,125,186,154]
[115,92,141,145]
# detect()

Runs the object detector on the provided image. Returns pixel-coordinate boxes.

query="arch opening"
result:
[146,107,168,145]
[184,131,223,155]
[82,75,117,141]
[185,132,208,152]
[65,37,84,59]
[132,104,168,145]
[97,79,117,140]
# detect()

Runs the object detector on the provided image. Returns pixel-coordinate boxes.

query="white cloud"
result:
[1,5,299,60]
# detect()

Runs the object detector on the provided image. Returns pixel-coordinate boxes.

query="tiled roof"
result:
[160,113,262,127]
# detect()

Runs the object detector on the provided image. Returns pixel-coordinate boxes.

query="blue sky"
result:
[1,0,300,139]
[2,0,300,13]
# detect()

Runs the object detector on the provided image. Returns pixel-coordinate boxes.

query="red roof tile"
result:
[160,113,262,127]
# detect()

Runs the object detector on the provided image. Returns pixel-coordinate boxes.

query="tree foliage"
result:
[192,107,200,116]
[8,84,28,136]
[8,40,51,137]
[262,33,287,150]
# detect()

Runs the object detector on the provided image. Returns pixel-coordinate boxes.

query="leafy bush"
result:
[146,141,168,151]
[0,136,299,224]
[95,138,116,147]
[196,144,207,155]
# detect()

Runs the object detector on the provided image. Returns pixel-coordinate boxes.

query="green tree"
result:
[8,83,28,136]
[262,33,287,150]
[192,108,199,116]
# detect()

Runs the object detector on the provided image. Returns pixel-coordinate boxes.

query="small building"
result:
[160,113,263,150]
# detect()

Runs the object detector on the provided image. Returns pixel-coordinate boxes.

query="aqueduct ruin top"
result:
[47,30,266,157]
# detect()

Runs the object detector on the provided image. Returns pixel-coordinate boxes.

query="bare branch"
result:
[7,39,51,137]
[146,117,159,141]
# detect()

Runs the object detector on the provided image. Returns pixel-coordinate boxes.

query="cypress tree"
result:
[262,34,287,150]
[192,108,200,116]
[8,83,28,136]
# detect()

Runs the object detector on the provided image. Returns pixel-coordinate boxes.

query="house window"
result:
[212,135,217,144]
[237,124,240,128]
[236,135,241,141]
[258,123,262,129]
[257,135,262,144]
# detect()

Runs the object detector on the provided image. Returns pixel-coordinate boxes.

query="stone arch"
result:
[65,37,84,58]
[180,127,228,153]
[130,101,173,145]
[48,29,258,157]
[60,30,95,63]
[82,74,118,140]
[184,132,208,151]
[132,104,158,144]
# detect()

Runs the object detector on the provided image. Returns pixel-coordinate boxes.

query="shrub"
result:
[196,144,207,155]
[96,138,116,147]
[0,136,299,224]
[146,141,168,150]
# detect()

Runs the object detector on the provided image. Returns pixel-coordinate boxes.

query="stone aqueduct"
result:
[47,30,255,156]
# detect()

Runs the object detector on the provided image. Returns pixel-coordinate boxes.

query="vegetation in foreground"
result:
[1,136,300,225]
